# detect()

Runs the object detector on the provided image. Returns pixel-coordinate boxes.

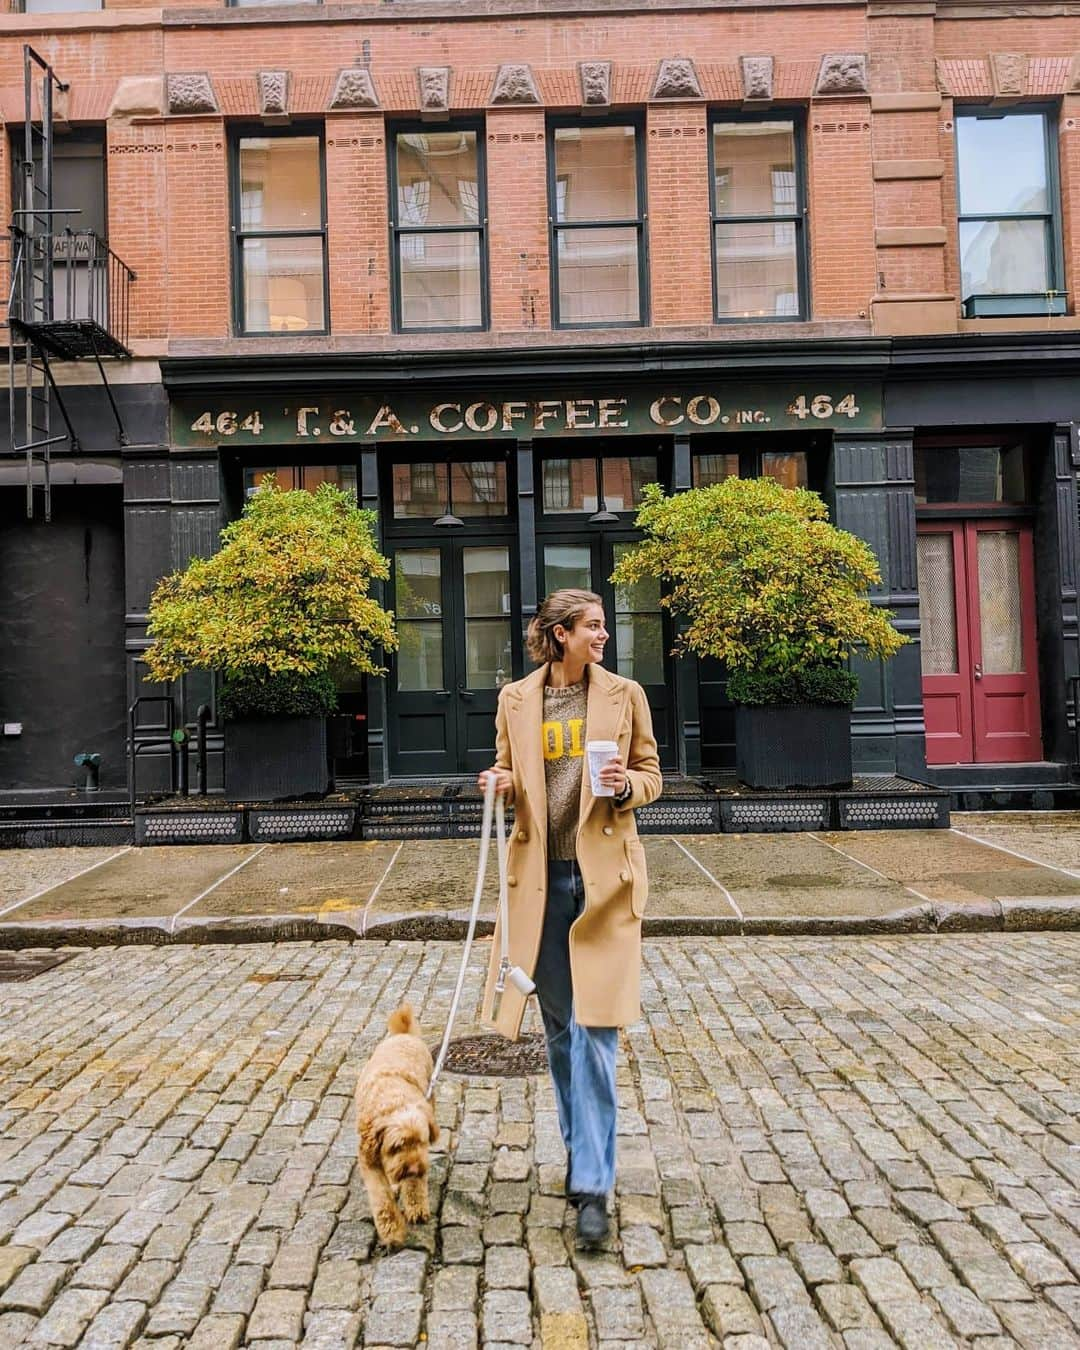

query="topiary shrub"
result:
[144,479,397,717]
[610,476,907,705]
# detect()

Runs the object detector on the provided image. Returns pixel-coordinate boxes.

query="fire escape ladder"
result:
[4,45,137,522]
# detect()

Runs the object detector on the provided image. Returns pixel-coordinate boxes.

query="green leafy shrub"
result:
[145,480,397,717]
[610,477,907,706]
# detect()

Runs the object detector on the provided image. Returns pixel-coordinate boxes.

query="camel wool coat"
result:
[481,661,662,1040]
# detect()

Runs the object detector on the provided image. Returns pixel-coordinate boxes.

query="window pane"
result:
[22,0,102,11]
[715,221,800,319]
[916,535,959,676]
[463,547,510,618]
[392,462,448,519]
[245,466,300,497]
[397,623,444,691]
[613,542,660,613]
[712,122,797,216]
[761,452,807,489]
[301,465,358,496]
[978,532,1024,675]
[394,549,442,619]
[450,462,507,517]
[557,227,639,324]
[694,454,740,487]
[543,459,598,513]
[616,615,664,685]
[242,236,324,332]
[398,232,481,329]
[959,218,1049,297]
[602,457,656,511]
[396,132,479,228]
[544,543,592,592]
[957,115,1048,216]
[554,126,637,222]
[466,620,513,689]
[239,137,321,231]
[914,446,1029,505]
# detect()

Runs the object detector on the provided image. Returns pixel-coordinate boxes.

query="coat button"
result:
[517,830,528,841]
[619,870,630,883]
[602,826,614,836]
[507,876,517,887]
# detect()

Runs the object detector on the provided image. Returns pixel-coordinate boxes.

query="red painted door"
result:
[917,521,1042,765]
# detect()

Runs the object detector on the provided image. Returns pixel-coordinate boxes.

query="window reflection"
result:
[915,445,1029,505]
[541,457,656,514]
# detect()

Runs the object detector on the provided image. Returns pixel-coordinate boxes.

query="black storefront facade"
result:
[2,333,1079,804]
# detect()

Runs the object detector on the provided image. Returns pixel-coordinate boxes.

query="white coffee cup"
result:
[586,739,619,796]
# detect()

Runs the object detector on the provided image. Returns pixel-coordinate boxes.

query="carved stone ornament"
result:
[108,75,164,120]
[258,71,289,119]
[328,67,379,111]
[990,52,1027,97]
[490,64,541,105]
[815,53,869,96]
[740,55,774,102]
[1069,54,1080,93]
[418,66,450,113]
[580,60,612,106]
[166,73,218,116]
[934,60,952,95]
[652,58,702,99]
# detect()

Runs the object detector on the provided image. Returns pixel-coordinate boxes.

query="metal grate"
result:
[839,796,949,829]
[136,812,244,845]
[440,1033,548,1078]
[249,807,356,842]
[637,798,720,834]
[721,798,831,833]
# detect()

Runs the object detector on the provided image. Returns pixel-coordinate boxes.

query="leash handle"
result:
[427,773,497,1099]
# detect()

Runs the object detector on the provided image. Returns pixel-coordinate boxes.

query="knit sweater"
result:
[542,679,587,860]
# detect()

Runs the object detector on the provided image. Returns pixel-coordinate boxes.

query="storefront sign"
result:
[172,382,883,446]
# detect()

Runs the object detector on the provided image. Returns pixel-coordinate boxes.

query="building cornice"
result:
[160,332,1080,392]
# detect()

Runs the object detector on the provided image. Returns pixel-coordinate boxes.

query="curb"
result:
[1,899,1078,949]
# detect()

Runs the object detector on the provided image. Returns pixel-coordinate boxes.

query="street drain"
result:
[440,1033,548,1078]
[0,950,79,983]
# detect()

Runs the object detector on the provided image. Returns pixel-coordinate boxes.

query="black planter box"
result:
[224,716,329,802]
[735,704,853,790]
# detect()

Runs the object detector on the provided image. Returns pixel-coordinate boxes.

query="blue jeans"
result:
[535,858,618,1197]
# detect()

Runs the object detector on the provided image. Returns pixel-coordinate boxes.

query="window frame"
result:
[546,115,649,330]
[708,110,810,324]
[229,123,330,339]
[954,103,1064,315]
[388,119,490,335]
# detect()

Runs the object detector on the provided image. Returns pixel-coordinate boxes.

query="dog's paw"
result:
[374,1205,406,1248]
[401,1196,430,1224]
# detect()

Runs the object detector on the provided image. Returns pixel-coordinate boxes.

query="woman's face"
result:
[555,603,608,668]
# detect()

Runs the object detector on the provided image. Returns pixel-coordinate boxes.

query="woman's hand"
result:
[597,755,628,796]
[478,767,514,798]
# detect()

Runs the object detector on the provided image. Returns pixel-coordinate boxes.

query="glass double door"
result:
[389,538,516,777]
[542,536,675,766]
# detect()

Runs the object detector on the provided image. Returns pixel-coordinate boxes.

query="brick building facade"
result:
[1,0,1078,799]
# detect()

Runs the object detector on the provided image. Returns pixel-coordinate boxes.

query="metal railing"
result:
[7,225,135,351]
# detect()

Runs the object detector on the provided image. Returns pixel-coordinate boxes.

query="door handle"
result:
[432,689,451,699]
[973,664,983,681]
[457,685,475,701]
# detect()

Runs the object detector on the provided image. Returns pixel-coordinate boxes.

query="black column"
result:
[1047,425,1079,766]
[360,440,388,784]
[671,434,701,776]
[830,430,926,779]
[516,438,536,672]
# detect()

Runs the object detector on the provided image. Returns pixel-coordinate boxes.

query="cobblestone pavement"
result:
[1,936,1078,1348]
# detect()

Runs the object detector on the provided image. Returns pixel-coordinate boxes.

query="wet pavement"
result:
[0,934,1078,1348]
[0,813,1077,946]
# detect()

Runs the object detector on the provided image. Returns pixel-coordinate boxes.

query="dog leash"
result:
[428,774,533,1099]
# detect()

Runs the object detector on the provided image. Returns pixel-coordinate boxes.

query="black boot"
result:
[576,1194,610,1246]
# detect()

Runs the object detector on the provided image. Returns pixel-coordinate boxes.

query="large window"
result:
[232,132,327,336]
[956,109,1063,317]
[391,128,486,331]
[549,122,646,328]
[710,117,807,321]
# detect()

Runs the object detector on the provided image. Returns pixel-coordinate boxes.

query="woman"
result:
[478,588,662,1246]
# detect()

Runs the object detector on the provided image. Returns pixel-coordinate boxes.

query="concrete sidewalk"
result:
[0,813,1078,948]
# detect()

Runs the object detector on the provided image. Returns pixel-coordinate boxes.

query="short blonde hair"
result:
[525,589,603,664]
